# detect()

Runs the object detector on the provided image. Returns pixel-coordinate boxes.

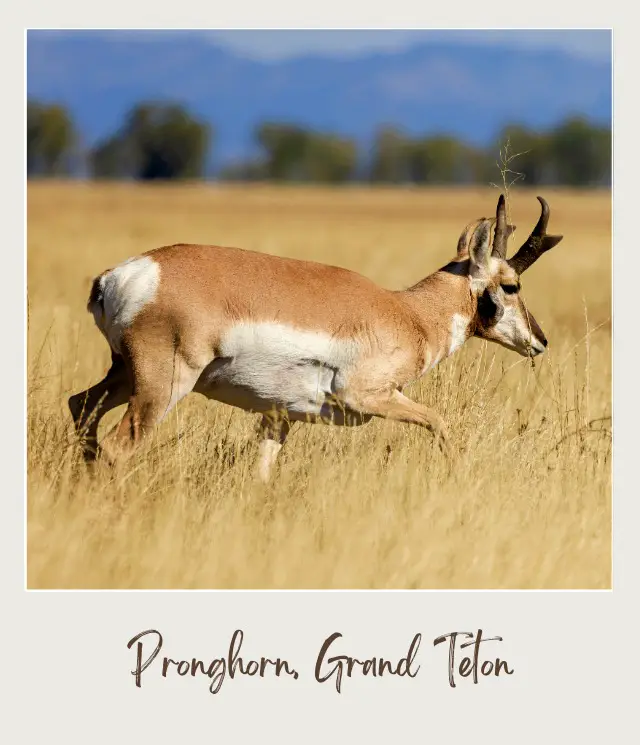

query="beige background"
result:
[5,592,632,741]
[8,7,636,743]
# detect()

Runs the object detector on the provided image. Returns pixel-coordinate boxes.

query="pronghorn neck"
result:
[400,259,476,369]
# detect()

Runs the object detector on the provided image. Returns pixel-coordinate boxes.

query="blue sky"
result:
[28,30,612,166]
[186,30,612,62]
[75,29,613,63]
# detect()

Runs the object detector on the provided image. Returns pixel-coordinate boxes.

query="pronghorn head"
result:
[457,195,564,357]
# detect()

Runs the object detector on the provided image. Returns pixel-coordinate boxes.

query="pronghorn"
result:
[69,194,563,481]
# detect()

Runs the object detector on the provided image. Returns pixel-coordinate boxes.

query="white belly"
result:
[194,322,369,425]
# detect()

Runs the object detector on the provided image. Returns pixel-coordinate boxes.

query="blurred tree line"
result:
[27,100,611,187]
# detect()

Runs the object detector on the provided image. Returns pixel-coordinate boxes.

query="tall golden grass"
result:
[27,183,611,589]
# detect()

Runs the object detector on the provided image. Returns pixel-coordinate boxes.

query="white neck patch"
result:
[448,313,470,356]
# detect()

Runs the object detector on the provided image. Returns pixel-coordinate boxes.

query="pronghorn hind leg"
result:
[255,414,292,483]
[68,353,130,461]
[98,342,205,467]
[346,389,452,458]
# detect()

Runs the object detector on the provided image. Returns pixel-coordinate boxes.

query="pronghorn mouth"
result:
[527,339,547,357]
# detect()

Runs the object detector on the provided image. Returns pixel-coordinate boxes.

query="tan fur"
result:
[69,196,559,481]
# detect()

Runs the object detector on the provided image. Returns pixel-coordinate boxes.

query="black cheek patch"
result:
[477,290,504,329]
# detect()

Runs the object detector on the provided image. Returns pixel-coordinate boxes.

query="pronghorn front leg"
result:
[255,415,291,483]
[347,389,452,457]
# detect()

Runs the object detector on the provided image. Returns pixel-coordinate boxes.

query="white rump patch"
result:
[95,256,160,353]
[448,314,470,356]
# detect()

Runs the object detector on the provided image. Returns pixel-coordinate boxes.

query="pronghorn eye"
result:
[501,283,519,295]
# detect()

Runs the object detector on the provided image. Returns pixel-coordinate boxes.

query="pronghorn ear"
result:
[468,219,494,271]
[456,220,482,259]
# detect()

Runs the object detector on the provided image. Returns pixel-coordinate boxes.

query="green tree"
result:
[492,125,550,186]
[218,159,268,182]
[466,146,496,185]
[90,136,130,179]
[549,117,611,186]
[255,123,357,183]
[27,100,76,176]
[256,124,310,181]
[369,127,411,183]
[305,135,357,183]
[406,136,472,184]
[91,103,211,180]
[27,100,44,175]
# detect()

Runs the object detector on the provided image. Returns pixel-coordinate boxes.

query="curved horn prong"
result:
[533,195,550,234]
[491,194,516,259]
[507,196,563,275]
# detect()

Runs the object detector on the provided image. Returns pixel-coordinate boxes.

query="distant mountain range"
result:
[27,32,612,169]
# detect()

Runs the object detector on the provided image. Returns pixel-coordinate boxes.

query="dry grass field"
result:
[27,183,611,589]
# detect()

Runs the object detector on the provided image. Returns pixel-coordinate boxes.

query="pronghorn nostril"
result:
[542,338,548,348]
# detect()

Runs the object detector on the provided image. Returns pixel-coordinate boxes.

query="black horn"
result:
[491,194,516,259]
[507,196,563,275]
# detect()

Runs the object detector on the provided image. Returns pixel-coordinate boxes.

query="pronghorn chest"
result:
[415,313,471,380]
[448,313,471,356]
